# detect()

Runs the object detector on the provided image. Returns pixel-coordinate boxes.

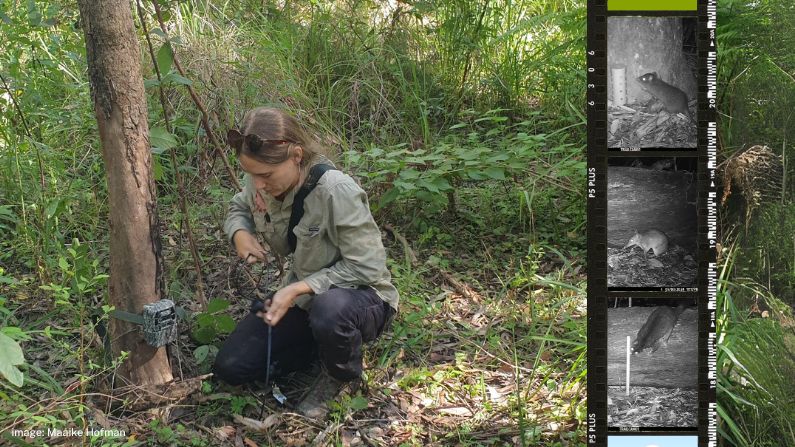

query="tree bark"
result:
[78,0,172,385]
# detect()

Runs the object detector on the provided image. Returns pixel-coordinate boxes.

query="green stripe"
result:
[608,0,697,10]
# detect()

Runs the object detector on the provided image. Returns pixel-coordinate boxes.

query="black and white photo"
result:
[607,17,697,149]
[607,156,698,289]
[607,297,698,429]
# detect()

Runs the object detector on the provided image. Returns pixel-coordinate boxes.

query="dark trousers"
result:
[213,286,394,384]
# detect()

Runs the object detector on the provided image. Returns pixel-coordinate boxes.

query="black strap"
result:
[288,164,336,253]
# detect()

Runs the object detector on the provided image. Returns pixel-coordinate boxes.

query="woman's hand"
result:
[258,281,313,326]
[232,230,267,263]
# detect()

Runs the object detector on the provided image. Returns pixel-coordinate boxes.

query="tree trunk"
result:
[78,0,172,385]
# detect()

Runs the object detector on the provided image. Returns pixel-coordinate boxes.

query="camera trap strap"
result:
[287,164,337,253]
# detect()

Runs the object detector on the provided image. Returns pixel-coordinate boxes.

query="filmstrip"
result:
[587,0,717,446]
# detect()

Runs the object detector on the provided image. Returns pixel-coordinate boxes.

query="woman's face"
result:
[239,149,303,200]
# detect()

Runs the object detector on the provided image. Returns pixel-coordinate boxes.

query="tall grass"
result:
[163,0,585,149]
[717,241,795,446]
[733,203,795,300]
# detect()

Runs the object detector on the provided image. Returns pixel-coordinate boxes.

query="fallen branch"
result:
[439,270,482,302]
[101,374,212,412]
[193,392,233,403]
[348,416,384,447]
[312,421,341,446]
[383,224,418,266]
[233,413,281,432]
[382,224,483,302]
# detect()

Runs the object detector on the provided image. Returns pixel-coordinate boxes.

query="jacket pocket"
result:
[293,221,332,270]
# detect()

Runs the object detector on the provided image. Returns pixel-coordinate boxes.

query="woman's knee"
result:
[212,350,248,385]
[308,288,353,338]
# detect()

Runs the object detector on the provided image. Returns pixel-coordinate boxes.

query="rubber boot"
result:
[296,369,345,419]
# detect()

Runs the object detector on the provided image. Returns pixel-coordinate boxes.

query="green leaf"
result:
[58,257,69,272]
[0,206,17,222]
[144,78,161,88]
[192,326,216,344]
[157,8,173,23]
[214,315,236,334]
[456,149,481,161]
[149,127,178,150]
[196,313,215,329]
[392,180,416,191]
[398,169,420,180]
[0,333,25,387]
[349,394,368,411]
[2,327,31,341]
[474,115,508,124]
[45,198,64,220]
[156,42,173,76]
[193,345,210,364]
[26,0,41,27]
[466,170,486,180]
[416,179,439,193]
[376,188,401,210]
[508,160,527,170]
[0,276,17,285]
[431,176,452,191]
[415,190,437,203]
[207,299,230,314]
[487,154,510,163]
[484,167,506,180]
[167,74,193,86]
[152,156,164,181]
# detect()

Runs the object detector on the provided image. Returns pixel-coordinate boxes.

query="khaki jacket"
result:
[224,159,399,312]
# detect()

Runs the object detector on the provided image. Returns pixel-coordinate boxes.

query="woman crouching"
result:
[213,107,398,419]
